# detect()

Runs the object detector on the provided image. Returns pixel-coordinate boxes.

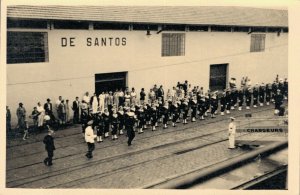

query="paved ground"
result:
[6,104,288,189]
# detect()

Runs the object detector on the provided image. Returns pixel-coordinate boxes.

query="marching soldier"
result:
[162,101,169,129]
[150,103,158,131]
[271,81,278,102]
[283,78,288,100]
[171,100,180,127]
[117,106,125,135]
[125,107,136,146]
[204,93,210,116]
[102,108,110,138]
[210,92,218,118]
[225,89,231,114]
[95,112,104,142]
[238,88,244,111]
[259,83,266,106]
[111,109,119,140]
[145,101,152,126]
[182,98,189,124]
[220,92,226,116]
[198,95,206,119]
[81,103,90,137]
[265,83,272,106]
[157,97,163,123]
[190,95,198,122]
[137,106,146,133]
[253,84,259,108]
[274,89,284,115]
[231,88,238,109]
[245,87,252,109]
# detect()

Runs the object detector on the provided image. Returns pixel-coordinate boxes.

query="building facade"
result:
[7,6,288,123]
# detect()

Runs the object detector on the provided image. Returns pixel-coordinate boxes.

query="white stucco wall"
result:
[7,28,288,124]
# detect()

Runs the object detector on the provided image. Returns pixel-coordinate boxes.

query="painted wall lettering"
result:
[61,37,76,47]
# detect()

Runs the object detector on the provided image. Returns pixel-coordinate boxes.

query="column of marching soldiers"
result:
[80,77,288,147]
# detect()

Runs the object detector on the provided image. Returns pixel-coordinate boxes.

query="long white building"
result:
[6,6,288,123]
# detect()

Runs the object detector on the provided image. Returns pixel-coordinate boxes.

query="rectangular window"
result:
[162,33,185,57]
[53,21,89,29]
[7,19,48,29]
[94,22,129,30]
[211,26,232,32]
[189,25,209,32]
[132,24,158,31]
[7,32,49,64]
[250,34,266,52]
[163,25,186,31]
[233,26,250,32]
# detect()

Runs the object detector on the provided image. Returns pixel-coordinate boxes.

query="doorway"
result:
[95,72,127,95]
[209,64,228,91]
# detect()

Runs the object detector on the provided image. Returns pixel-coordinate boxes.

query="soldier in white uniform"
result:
[228,117,236,149]
[85,120,97,159]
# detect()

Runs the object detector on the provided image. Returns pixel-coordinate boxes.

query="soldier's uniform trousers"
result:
[172,112,179,123]
[111,124,118,136]
[266,91,271,103]
[191,107,197,119]
[127,127,135,145]
[162,113,169,126]
[246,96,251,107]
[97,125,104,137]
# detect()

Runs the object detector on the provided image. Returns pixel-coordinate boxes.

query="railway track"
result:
[6,105,287,188]
[7,106,274,159]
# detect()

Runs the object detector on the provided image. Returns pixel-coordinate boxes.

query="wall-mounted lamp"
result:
[146,29,151,37]
[157,29,163,34]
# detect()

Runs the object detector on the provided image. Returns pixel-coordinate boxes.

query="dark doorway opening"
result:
[95,72,127,95]
[209,63,228,91]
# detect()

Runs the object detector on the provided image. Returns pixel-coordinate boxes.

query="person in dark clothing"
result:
[117,106,125,135]
[111,109,119,140]
[171,101,180,126]
[43,128,55,166]
[265,83,272,105]
[162,102,169,129]
[6,106,11,133]
[198,95,206,119]
[245,87,252,109]
[102,108,110,138]
[190,96,197,122]
[44,98,56,122]
[210,93,218,118]
[95,112,104,142]
[238,88,244,111]
[125,108,136,146]
[274,89,284,115]
[137,106,146,133]
[150,103,158,131]
[225,90,231,114]
[252,85,259,108]
[271,81,278,102]
[157,85,165,102]
[140,88,146,105]
[72,97,80,124]
[182,99,189,124]
[283,78,288,100]
[220,92,226,115]
[259,84,266,106]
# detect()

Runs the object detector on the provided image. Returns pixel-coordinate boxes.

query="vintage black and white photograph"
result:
[4,2,292,191]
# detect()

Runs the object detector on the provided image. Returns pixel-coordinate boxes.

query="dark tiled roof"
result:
[7,5,288,27]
